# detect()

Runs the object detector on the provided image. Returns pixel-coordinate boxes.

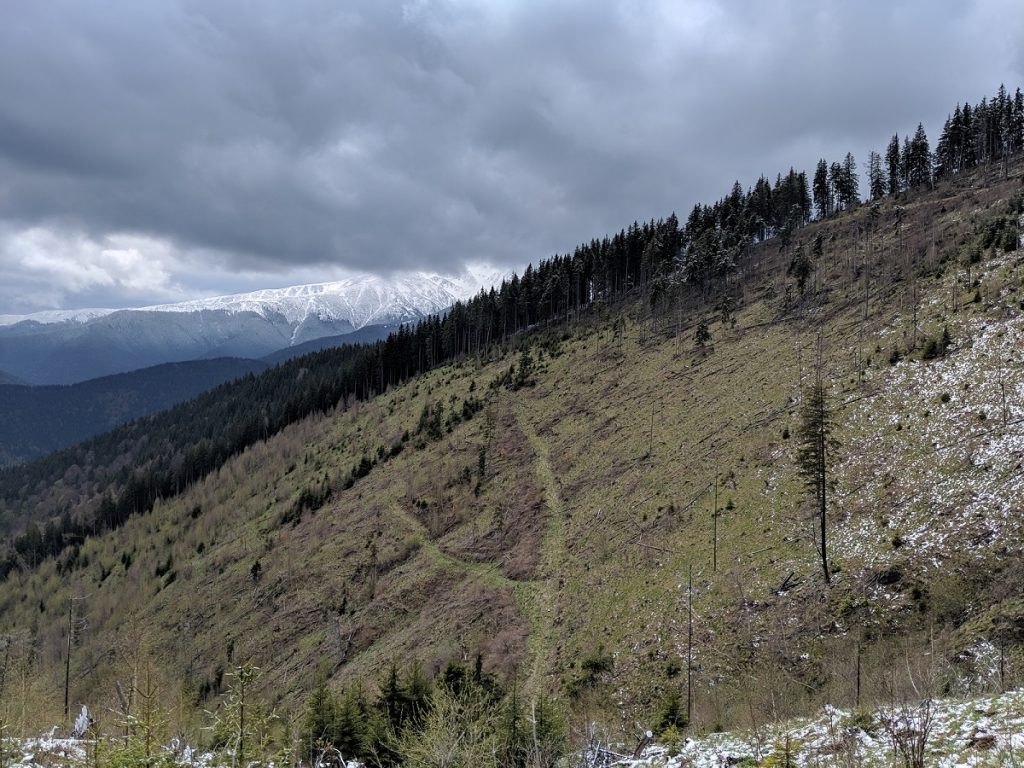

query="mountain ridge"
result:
[0,357,269,466]
[0,266,506,329]
[0,267,507,384]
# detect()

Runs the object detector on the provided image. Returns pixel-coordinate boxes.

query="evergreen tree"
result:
[961,102,977,169]
[935,112,955,179]
[694,319,711,350]
[907,123,932,189]
[300,666,338,762]
[654,690,688,734]
[334,687,372,761]
[795,350,834,585]
[838,152,859,209]
[885,133,902,196]
[900,134,912,191]
[813,159,831,219]
[379,663,408,733]
[867,150,886,200]
[1012,88,1024,155]
[828,161,843,212]
[789,246,813,294]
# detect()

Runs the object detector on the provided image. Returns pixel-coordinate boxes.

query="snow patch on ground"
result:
[835,311,1024,572]
[609,688,1024,767]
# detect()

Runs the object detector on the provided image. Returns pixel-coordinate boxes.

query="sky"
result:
[0,1,1021,313]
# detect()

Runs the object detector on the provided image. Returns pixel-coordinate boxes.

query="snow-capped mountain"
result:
[0,267,508,384]
[0,308,115,326]
[139,267,505,332]
[0,266,506,330]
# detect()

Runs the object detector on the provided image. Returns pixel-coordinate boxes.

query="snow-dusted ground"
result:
[9,691,1023,766]
[834,264,1024,572]
[6,735,359,768]
[7,736,212,768]
[612,689,1024,768]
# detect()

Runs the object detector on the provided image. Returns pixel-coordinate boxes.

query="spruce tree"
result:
[813,159,831,219]
[908,123,932,189]
[886,133,902,196]
[867,150,886,200]
[301,666,338,762]
[795,349,834,585]
[839,152,859,209]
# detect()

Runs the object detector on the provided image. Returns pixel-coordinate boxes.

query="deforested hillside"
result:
[1,145,1022,759]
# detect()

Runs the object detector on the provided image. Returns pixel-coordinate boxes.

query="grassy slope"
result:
[1,161,1022,737]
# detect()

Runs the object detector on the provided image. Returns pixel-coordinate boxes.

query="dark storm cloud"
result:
[0,0,1021,310]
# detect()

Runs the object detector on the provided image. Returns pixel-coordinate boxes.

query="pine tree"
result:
[867,150,886,200]
[334,688,372,761]
[694,319,711,350]
[813,159,831,219]
[379,663,408,733]
[961,102,977,169]
[404,661,432,727]
[1012,88,1024,155]
[788,246,813,294]
[908,123,932,189]
[838,152,859,209]
[104,661,171,768]
[828,161,843,212]
[900,135,913,191]
[209,663,274,768]
[301,666,338,762]
[886,133,902,197]
[654,690,688,733]
[935,112,955,179]
[528,697,565,768]
[795,342,833,585]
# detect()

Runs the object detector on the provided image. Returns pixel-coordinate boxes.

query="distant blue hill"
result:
[0,309,355,385]
[0,369,26,386]
[0,357,268,466]
[260,324,396,365]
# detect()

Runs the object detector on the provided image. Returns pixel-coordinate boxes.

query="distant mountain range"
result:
[0,369,25,386]
[0,268,505,384]
[259,323,396,365]
[0,323,399,466]
[0,357,269,466]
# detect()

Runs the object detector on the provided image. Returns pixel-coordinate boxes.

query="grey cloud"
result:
[0,0,1021,310]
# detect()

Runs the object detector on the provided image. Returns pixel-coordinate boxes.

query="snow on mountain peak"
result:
[139,267,508,329]
[0,266,510,330]
[0,308,116,327]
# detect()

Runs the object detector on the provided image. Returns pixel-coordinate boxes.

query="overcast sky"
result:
[0,0,1021,312]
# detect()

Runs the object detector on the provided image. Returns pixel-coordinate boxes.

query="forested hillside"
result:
[0,85,1023,765]
[0,358,269,467]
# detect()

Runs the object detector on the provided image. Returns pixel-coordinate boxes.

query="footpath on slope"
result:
[513,399,569,700]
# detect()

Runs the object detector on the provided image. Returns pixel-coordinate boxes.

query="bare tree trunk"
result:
[712,478,718,573]
[64,600,73,722]
[814,337,831,585]
[686,564,693,725]
[818,383,830,585]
